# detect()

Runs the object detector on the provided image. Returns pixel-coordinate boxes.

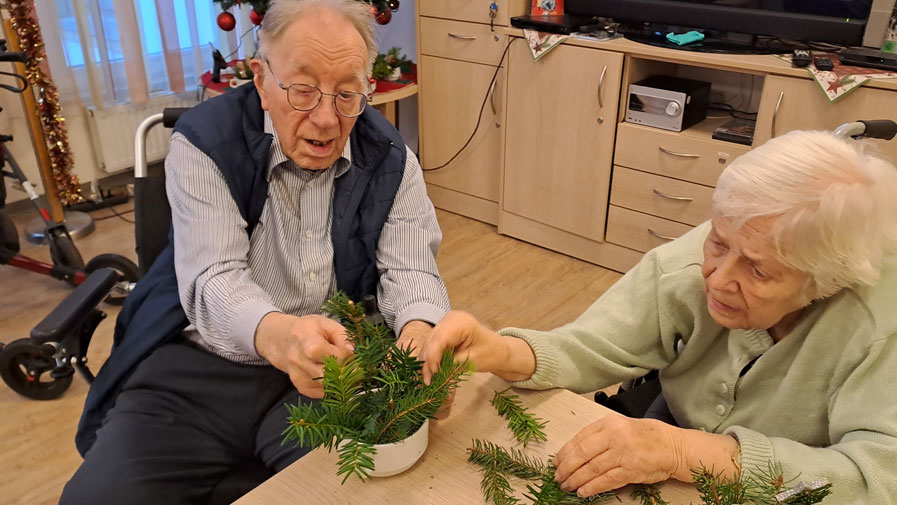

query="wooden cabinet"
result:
[756,75,897,161]
[502,43,623,241]
[418,25,897,272]
[419,56,503,207]
[416,0,527,224]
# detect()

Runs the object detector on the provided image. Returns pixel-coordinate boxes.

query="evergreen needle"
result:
[492,388,548,446]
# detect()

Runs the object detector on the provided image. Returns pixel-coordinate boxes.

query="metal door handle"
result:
[448,33,477,40]
[658,146,700,158]
[652,189,693,201]
[772,90,784,137]
[648,228,676,241]
[597,65,607,109]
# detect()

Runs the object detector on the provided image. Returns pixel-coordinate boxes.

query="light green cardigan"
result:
[503,222,897,504]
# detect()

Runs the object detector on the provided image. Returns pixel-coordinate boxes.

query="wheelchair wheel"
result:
[84,254,141,306]
[0,339,72,400]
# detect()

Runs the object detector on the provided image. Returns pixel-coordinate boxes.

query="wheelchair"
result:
[594,119,897,419]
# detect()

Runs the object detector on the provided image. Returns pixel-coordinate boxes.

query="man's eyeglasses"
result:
[265,59,368,118]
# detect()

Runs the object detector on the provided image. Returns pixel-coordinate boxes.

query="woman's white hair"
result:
[257,0,377,76]
[712,129,897,298]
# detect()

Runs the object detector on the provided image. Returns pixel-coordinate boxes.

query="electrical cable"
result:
[421,37,519,172]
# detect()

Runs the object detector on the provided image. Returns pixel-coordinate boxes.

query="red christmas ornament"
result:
[388,0,399,11]
[369,4,379,17]
[249,9,263,25]
[375,8,392,24]
[217,11,236,31]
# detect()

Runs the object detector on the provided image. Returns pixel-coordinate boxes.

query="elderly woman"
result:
[419,129,897,503]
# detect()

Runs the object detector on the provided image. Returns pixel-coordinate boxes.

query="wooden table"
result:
[234,373,701,504]
[370,83,418,128]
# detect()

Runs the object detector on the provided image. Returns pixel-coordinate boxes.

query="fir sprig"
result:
[631,483,668,505]
[468,439,616,505]
[492,388,549,446]
[524,473,617,505]
[692,464,831,505]
[283,292,470,482]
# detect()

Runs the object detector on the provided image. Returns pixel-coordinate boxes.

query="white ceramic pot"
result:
[386,67,402,81]
[368,419,429,477]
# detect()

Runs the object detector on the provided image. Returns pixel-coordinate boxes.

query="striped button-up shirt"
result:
[165,112,449,365]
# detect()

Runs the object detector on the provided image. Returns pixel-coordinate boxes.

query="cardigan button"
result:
[715,404,726,416]
[720,383,729,394]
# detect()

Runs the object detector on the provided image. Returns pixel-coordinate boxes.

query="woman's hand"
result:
[554,415,740,498]
[418,310,536,384]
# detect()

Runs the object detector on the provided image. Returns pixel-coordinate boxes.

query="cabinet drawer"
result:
[614,123,750,187]
[610,166,714,226]
[606,206,693,253]
[420,18,507,66]
[419,0,527,26]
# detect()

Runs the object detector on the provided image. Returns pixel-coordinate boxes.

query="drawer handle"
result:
[772,90,784,138]
[489,79,497,116]
[648,228,676,241]
[658,146,700,159]
[652,189,694,202]
[448,33,477,40]
[597,65,608,109]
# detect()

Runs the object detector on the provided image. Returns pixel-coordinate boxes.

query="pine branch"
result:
[321,356,365,425]
[491,388,548,446]
[336,438,376,484]
[631,483,668,505]
[283,402,353,450]
[468,440,615,505]
[468,439,546,480]
[692,464,832,505]
[524,473,616,505]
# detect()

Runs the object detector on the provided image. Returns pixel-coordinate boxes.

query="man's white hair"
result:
[257,0,377,76]
[712,129,897,298]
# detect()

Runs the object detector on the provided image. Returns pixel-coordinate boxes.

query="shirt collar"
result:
[264,110,352,181]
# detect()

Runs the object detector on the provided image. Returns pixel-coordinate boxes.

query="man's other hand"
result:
[254,313,354,398]
[396,319,434,356]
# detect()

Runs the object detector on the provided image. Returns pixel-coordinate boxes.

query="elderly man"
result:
[60,1,448,503]
[419,129,897,504]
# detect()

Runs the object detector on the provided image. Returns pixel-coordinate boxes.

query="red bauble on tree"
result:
[249,9,263,25]
[375,8,392,24]
[217,11,236,31]
[388,0,399,11]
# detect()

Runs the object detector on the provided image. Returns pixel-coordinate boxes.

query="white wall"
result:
[374,0,419,152]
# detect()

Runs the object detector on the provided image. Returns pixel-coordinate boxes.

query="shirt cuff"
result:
[233,299,283,358]
[499,327,561,390]
[394,303,447,337]
[724,425,776,477]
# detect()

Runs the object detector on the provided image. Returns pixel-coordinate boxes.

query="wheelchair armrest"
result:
[31,268,119,345]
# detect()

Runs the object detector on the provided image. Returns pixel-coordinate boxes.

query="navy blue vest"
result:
[75,84,406,455]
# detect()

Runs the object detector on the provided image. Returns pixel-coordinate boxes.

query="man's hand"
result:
[553,416,739,498]
[396,320,434,356]
[254,312,354,398]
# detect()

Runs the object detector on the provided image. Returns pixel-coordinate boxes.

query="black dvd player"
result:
[838,47,897,72]
[510,14,602,35]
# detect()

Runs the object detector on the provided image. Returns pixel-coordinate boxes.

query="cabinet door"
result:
[756,75,897,161]
[419,55,503,203]
[503,43,623,242]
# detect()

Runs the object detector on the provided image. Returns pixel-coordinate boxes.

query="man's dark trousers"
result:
[59,338,311,505]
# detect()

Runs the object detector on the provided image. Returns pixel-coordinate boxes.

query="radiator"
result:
[85,93,198,173]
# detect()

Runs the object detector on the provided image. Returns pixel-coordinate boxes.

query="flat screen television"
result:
[566,0,897,48]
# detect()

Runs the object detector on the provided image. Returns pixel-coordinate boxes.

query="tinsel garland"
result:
[5,0,83,204]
